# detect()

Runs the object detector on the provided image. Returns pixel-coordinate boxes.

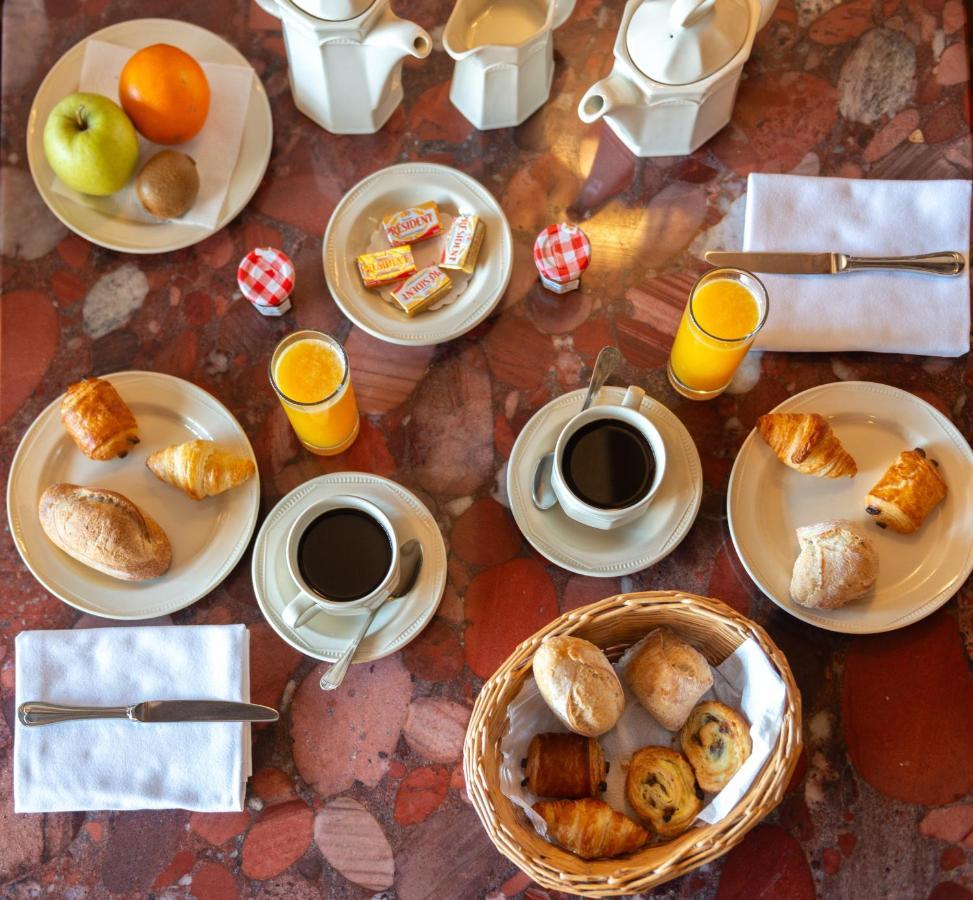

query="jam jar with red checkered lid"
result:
[237,247,295,317]
[533,223,591,294]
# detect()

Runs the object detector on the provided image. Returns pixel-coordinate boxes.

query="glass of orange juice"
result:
[667,268,769,401]
[270,330,360,455]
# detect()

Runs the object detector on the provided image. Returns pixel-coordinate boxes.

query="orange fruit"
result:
[119,44,210,145]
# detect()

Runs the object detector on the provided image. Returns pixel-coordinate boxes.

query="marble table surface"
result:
[1,0,971,898]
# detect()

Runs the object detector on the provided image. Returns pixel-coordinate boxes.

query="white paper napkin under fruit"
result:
[500,635,786,835]
[49,40,253,229]
[14,624,252,812]
[745,174,972,356]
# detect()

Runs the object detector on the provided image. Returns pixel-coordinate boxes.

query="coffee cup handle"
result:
[620,385,645,411]
[282,593,321,630]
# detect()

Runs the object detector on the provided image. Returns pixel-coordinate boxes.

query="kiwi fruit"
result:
[136,150,199,219]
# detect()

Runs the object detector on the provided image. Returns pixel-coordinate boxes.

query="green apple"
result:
[43,92,139,196]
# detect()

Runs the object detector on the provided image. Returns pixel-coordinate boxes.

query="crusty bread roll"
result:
[38,484,171,581]
[790,519,877,609]
[532,636,624,737]
[623,628,713,731]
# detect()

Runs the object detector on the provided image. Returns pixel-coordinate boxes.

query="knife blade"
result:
[18,700,279,726]
[704,250,965,276]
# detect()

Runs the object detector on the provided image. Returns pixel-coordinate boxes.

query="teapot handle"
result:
[669,0,717,28]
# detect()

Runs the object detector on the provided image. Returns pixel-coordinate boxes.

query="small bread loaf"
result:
[523,732,607,799]
[60,377,139,461]
[623,628,713,731]
[679,701,752,792]
[532,636,624,737]
[790,519,878,609]
[531,798,649,859]
[38,484,171,581]
[625,746,702,838]
[865,448,947,534]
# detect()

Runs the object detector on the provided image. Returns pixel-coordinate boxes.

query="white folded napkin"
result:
[50,40,252,228]
[14,625,251,813]
[744,174,971,356]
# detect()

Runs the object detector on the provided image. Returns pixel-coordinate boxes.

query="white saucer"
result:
[728,381,973,634]
[6,371,260,620]
[507,387,703,577]
[26,19,273,253]
[323,163,513,346]
[252,473,447,662]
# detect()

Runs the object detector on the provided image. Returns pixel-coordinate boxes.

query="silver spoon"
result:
[530,345,621,510]
[318,539,424,691]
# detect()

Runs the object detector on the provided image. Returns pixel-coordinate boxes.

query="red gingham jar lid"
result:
[237,247,295,308]
[533,223,591,284]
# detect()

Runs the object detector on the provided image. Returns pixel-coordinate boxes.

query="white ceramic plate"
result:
[7,371,260,620]
[323,163,513,346]
[26,19,273,253]
[507,387,703,576]
[728,381,973,633]
[252,473,447,662]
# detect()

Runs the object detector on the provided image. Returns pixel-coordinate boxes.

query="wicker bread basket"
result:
[464,591,803,897]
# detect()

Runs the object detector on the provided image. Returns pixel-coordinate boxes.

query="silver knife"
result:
[18,700,279,727]
[705,250,965,276]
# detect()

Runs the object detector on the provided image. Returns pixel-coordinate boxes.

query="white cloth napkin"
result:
[744,174,971,356]
[50,40,253,228]
[14,625,252,813]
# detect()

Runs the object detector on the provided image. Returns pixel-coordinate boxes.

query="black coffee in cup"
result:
[297,508,392,601]
[562,418,655,510]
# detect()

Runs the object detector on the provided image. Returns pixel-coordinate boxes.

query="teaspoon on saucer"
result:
[530,345,621,511]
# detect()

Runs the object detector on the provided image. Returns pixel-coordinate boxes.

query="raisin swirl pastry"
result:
[679,701,752,792]
[625,747,702,838]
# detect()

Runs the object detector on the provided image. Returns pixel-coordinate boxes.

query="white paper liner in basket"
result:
[500,631,787,842]
[366,212,473,312]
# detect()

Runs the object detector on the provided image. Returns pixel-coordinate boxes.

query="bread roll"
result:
[532,635,624,737]
[38,484,171,581]
[790,519,878,609]
[623,628,713,731]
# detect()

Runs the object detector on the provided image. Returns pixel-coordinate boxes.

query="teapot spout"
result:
[578,74,641,124]
[366,12,432,60]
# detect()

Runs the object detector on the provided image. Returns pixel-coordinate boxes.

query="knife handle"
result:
[841,251,965,276]
[18,701,134,727]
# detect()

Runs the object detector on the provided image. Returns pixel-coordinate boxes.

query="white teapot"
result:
[577,0,778,156]
[255,0,431,135]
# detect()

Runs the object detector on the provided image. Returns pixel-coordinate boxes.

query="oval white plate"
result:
[323,163,513,346]
[728,381,973,633]
[7,371,260,620]
[507,387,703,577]
[26,18,273,253]
[252,473,447,662]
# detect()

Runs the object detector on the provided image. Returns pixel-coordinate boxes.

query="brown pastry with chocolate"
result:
[522,732,607,799]
[60,377,139,460]
[679,701,752,792]
[625,746,702,838]
[865,448,947,534]
[531,798,650,859]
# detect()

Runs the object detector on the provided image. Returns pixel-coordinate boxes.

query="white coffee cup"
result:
[282,495,400,630]
[551,386,666,530]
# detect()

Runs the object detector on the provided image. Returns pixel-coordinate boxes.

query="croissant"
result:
[532,798,649,859]
[679,702,752,792]
[60,377,139,461]
[146,440,255,500]
[523,732,607,799]
[625,746,702,838]
[865,448,947,533]
[756,413,857,478]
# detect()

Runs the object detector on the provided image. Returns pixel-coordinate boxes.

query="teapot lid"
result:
[625,0,750,86]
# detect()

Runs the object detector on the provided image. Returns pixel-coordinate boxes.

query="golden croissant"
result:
[532,798,649,859]
[146,440,255,500]
[756,413,857,478]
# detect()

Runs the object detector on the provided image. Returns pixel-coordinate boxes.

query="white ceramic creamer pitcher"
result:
[443,0,576,130]
[577,0,778,156]
[255,0,431,134]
